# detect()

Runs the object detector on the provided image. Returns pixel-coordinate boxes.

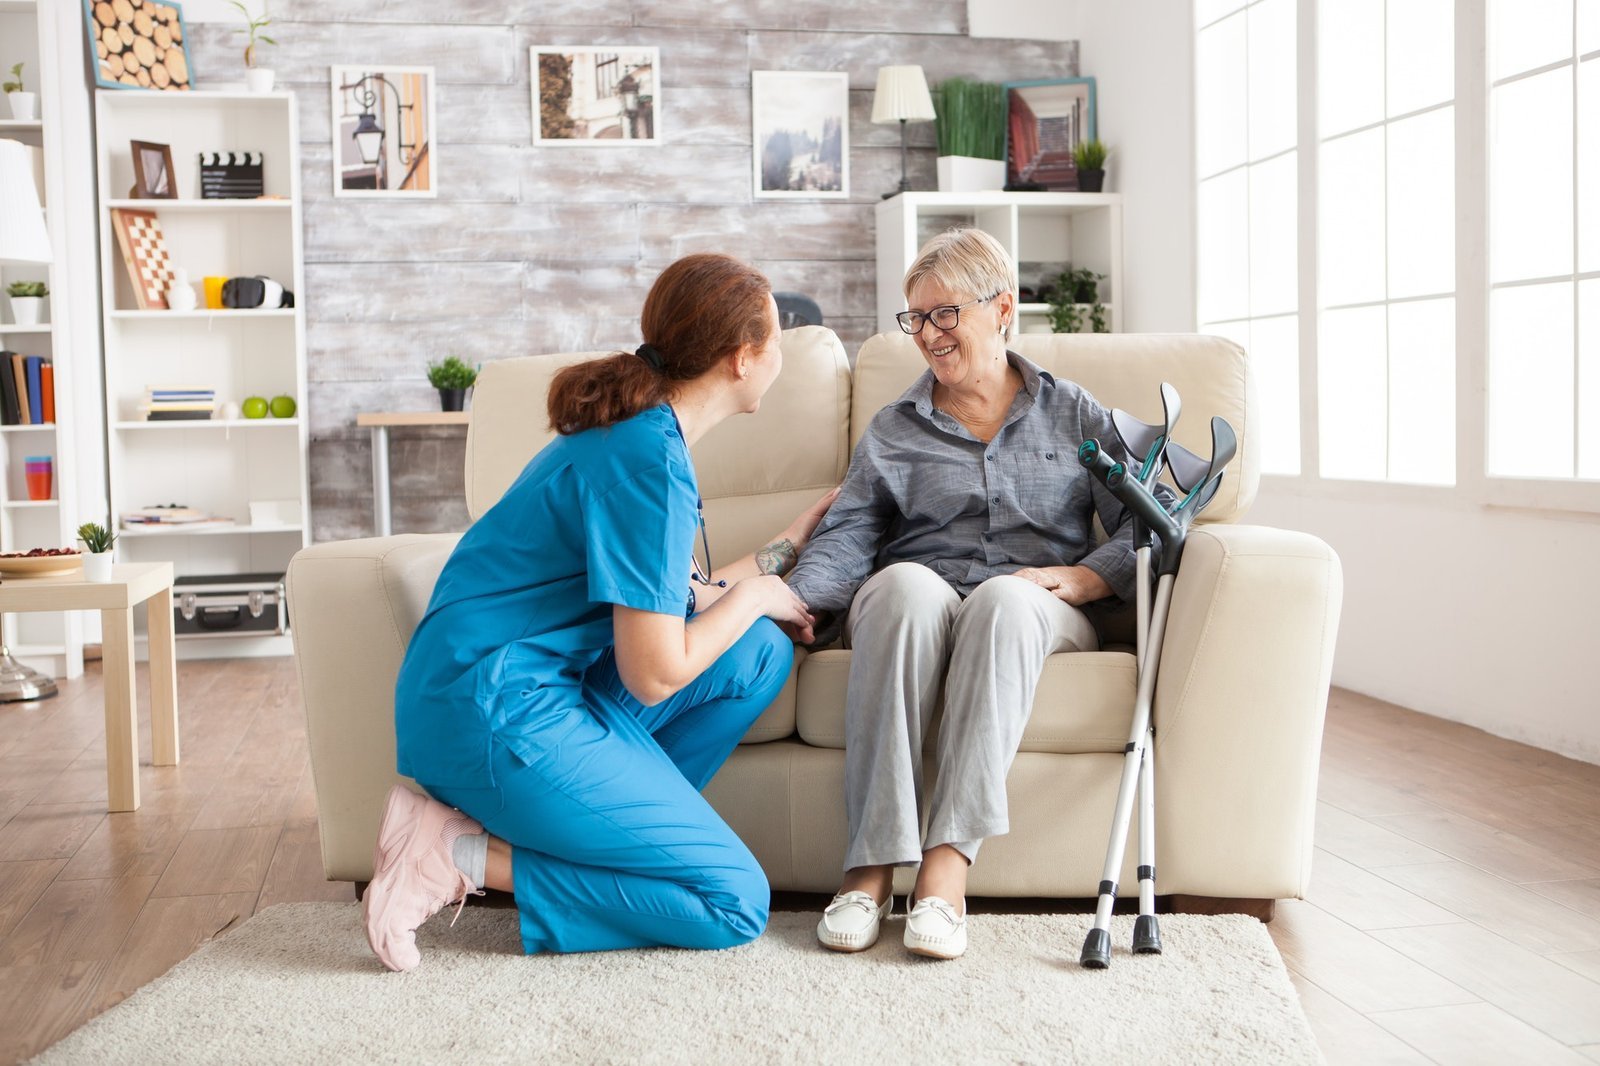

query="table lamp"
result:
[871,65,937,198]
[0,137,59,702]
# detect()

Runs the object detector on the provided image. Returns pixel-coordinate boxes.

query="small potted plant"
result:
[1073,138,1109,193]
[1046,267,1109,334]
[932,78,1005,192]
[6,281,48,326]
[3,62,34,122]
[77,521,118,582]
[228,1,278,93]
[426,356,478,412]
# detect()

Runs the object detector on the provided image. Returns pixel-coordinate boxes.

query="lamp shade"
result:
[871,65,936,124]
[0,139,51,265]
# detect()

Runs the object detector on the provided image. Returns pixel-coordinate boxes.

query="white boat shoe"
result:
[816,890,893,952]
[904,895,967,959]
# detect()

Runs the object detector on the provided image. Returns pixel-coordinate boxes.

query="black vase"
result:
[438,388,468,412]
[1077,168,1105,193]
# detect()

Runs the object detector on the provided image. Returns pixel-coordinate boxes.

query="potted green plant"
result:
[426,356,478,411]
[77,521,118,582]
[3,62,34,122]
[932,78,1005,192]
[1046,267,1109,334]
[1073,138,1109,193]
[6,281,47,326]
[228,0,278,93]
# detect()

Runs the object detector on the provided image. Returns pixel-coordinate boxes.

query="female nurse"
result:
[363,253,834,972]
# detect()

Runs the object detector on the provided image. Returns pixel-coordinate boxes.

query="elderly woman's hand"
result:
[1012,565,1112,606]
[758,486,842,576]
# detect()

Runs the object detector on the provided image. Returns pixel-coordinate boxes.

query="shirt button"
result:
[1046,452,1055,460]
[986,454,995,462]
[991,496,1000,504]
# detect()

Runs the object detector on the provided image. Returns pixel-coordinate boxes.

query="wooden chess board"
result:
[110,207,174,310]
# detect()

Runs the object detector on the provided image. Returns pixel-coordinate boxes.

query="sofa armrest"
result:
[1151,523,1343,899]
[287,533,459,882]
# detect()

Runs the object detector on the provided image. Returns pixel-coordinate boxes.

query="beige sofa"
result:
[289,328,1342,908]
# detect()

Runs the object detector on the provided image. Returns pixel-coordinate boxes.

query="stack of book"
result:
[0,350,55,425]
[121,505,233,531]
[141,388,216,421]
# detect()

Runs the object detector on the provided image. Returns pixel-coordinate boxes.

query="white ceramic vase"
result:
[7,92,36,121]
[936,156,1006,193]
[82,551,114,582]
[246,68,275,93]
[9,296,42,326]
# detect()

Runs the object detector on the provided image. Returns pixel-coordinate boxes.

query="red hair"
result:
[547,254,773,434]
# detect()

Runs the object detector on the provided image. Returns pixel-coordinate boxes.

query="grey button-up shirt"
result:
[788,351,1163,613]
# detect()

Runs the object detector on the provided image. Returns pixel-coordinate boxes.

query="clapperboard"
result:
[198,152,265,199]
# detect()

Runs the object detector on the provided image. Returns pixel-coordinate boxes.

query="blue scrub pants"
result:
[425,619,790,955]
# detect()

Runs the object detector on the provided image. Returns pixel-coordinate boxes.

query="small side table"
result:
[356,411,471,536]
[0,561,178,812]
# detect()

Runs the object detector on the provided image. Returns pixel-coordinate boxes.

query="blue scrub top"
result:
[395,404,699,788]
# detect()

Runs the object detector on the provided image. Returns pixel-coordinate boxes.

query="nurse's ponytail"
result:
[547,254,774,435]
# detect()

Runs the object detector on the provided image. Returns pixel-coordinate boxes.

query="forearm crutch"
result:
[1076,411,1236,969]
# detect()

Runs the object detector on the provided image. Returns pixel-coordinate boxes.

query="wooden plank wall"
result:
[187,3,1078,540]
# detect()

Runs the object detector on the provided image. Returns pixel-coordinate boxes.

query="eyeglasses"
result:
[895,293,999,335]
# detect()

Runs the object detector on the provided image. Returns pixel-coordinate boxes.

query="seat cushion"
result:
[794,648,1137,754]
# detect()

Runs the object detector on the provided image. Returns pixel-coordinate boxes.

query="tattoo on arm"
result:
[756,538,798,576]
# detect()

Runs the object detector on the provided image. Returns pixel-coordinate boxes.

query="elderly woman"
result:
[788,228,1161,960]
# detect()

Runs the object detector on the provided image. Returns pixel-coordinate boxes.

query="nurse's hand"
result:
[746,574,817,644]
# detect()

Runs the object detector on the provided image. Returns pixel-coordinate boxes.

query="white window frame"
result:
[1196,0,1600,515]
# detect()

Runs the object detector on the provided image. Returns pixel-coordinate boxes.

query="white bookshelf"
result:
[0,0,96,679]
[875,191,1124,338]
[94,90,310,659]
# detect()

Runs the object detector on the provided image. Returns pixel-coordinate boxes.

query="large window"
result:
[1317,0,1455,486]
[1195,0,1300,476]
[1197,2,1600,500]
[1487,0,1600,479]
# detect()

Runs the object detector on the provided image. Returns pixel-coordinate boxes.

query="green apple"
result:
[269,394,297,418]
[241,396,269,419]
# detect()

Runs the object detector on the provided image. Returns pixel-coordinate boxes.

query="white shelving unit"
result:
[94,90,310,659]
[875,191,1124,338]
[1,0,97,679]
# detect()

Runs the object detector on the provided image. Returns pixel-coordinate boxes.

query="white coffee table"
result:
[0,561,178,811]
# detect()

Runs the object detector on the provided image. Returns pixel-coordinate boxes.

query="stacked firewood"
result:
[91,0,191,91]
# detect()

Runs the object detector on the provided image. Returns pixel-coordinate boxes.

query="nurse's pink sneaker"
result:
[363,784,484,972]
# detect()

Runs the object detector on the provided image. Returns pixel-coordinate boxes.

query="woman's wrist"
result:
[756,537,798,576]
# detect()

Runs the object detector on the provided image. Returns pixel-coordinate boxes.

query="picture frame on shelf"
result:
[752,70,849,200]
[330,65,437,198]
[531,47,660,145]
[84,0,194,91]
[129,140,177,199]
[1002,77,1096,191]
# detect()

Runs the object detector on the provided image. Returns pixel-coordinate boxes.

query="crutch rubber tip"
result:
[1079,927,1112,969]
[1133,914,1163,955]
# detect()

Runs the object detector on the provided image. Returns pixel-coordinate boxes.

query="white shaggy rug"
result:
[33,904,1320,1065]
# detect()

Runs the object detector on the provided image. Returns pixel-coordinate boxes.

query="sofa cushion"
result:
[852,332,1258,524]
[794,648,1137,754]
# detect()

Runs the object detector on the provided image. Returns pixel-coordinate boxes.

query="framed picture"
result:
[84,0,194,91]
[1003,77,1097,191]
[531,47,660,145]
[130,140,177,199]
[330,66,437,198]
[751,71,849,199]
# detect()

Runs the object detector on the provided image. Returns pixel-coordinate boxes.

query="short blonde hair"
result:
[902,227,1018,304]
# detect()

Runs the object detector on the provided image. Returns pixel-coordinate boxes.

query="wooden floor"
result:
[1,660,1598,1064]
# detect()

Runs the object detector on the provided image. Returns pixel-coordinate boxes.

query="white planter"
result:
[7,92,36,121]
[82,551,114,582]
[8,296,42,326]
[246,68,276,93]
[936,156,1006,193]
